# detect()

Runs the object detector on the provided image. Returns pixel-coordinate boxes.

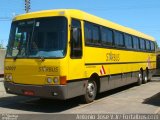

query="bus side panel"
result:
[99,72,139,93]
[66,80,87,99]
[84,46,156,93]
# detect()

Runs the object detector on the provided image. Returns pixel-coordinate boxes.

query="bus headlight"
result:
[46,76,59,84]
[53,77,59,84]
[47,77,52,83]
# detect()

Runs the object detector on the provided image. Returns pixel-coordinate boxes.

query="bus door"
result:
[156,54,160,69]
[68,19,84,80]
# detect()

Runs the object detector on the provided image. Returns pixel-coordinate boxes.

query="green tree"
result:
[0,43,3,49]
[155,41,159,49]
[154,41,160,53]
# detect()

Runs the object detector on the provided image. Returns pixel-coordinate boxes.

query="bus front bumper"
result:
[4,81,68,100]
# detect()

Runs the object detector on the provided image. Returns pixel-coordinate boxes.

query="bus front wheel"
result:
[81,80,97,103]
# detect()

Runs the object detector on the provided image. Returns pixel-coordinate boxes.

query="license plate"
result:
[23,90,35,96]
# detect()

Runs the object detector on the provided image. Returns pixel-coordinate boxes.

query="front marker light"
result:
[60,76,67,85]
[47,77,52,83]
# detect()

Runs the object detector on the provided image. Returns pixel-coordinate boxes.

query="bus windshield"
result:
[6,17,67,58]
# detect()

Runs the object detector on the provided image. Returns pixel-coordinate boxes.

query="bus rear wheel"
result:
[81,80,97,103]
[143,70,149,84]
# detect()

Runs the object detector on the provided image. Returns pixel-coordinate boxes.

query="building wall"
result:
[0,49,6,76]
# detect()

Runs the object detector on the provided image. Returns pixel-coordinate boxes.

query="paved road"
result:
[0,79,160,114]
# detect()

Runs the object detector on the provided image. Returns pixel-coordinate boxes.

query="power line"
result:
[87,7,158,12]
[0,17,12,21]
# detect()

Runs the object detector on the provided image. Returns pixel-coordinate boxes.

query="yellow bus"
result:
[4,9,156,103]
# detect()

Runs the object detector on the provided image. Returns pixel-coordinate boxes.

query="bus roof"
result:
[14,9,155,41]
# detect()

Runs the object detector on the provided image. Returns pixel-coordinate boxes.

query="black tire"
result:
[142,70,149,84]
[81,80,97,103]
[137,71,143,86]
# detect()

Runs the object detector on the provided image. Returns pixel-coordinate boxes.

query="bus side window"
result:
[140,39,146,50]
[150,41,155,51]
[70,19,82,58]
[133,36,140,50]
[124,34,133,49]
[92,25,101,45]
[114,31,124,47]
[146,40,151,51]
[84,22,92,45]
[101,27,113,46]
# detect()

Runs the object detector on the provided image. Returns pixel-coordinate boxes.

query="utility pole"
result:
[25,0,31,13]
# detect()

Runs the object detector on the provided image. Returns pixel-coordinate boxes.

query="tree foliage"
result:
[0,43,3,49]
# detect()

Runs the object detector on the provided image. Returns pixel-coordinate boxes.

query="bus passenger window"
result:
[70,19,82,58]
[124,34,133,49]
[101,27,113,46]
[133,37,139,50]
[140,39,146,50]
[84,22,92,44]
[92,25,101,45]
[114,31,124,47]
[146,40,151,51]
[151,41,155,51]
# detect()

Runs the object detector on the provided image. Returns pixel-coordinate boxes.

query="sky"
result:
[0,0,160,48]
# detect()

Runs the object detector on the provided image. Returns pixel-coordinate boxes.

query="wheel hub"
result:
[87,82,95,97]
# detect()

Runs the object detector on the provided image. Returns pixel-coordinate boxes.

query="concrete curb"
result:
[0,49,6,75]
[151,77,160,82]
